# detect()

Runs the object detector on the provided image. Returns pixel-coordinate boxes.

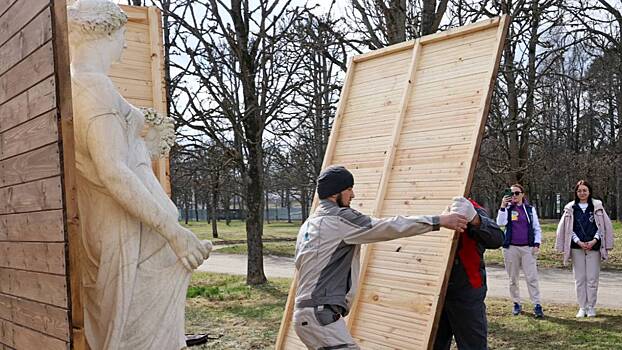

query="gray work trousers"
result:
[293,306,360,350]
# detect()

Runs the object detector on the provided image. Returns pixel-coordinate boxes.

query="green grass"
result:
[185,272,290,349]
[485,221,622,271]
[182,220,301,242]
[186,272,622,349]
[487,298,622,349]
[217,242,296,257]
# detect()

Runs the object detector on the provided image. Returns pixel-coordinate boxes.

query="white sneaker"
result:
[576,308,586,318]
[587,307,596,317]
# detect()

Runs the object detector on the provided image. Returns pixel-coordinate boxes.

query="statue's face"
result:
[110,27,126,63]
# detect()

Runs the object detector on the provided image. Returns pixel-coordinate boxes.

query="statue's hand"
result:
[169,226,210,271]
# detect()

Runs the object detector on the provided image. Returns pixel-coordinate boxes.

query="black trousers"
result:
[433,294,488,350]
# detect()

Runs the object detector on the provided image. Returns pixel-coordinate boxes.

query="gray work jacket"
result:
[294,199,440,315]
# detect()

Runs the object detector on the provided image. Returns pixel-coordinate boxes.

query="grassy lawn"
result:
[217,241,296,257]
[182,220,301,243]
[186,272,622,349]
[485,221,622,271]
[185,272,291,349]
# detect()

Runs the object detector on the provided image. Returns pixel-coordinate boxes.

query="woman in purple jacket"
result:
[496,184,544,318]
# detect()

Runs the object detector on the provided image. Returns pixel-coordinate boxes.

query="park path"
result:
[197,251,622,309]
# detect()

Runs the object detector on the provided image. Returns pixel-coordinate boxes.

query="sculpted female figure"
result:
[67,1,211,349]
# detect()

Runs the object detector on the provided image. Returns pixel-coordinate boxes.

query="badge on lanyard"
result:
[511,210,519,221]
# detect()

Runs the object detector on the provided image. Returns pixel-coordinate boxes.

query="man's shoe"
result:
[534,304,544,318]
[512,302,522,315]
[576,308,586,318]
[587,307,596,317]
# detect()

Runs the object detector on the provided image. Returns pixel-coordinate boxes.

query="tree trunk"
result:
[211,186,219,238]
[286,188,292,223]
[265,190,271,224]
[245,142,267,285]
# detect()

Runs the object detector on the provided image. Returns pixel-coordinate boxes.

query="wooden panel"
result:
[0,0,74,349]
[0,110,58,161]
[0,294,69,340]
[0,210,65,242]
[277,16,509,350]
[0,41,55,105]
[0,318,67,350]
[0,177,63,215]
[0,143,60,188]
[0,0,49,47]
[0,76,56,133]
[0,242,65,274]
[0,8,52,77]
[0,268,67,307]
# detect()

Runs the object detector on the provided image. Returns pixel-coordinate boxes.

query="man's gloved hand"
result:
[450,197,477,222]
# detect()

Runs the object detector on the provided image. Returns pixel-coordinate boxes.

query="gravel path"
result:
[197,252,622,308]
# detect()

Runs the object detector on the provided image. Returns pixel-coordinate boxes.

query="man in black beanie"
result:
[292,165,470,349]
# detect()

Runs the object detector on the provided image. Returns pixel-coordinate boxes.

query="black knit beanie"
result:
[317,165,354,199]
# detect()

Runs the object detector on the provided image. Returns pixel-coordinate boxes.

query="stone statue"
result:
[67,1,212,349]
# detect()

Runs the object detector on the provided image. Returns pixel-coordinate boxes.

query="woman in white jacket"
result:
[555,180,614,318]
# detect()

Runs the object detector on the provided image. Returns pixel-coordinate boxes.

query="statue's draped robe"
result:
[72,75,189,350]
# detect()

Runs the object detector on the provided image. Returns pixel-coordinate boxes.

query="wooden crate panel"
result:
[0,318,66,350]
[0,294,69,341]
[0,0,19,18]
[1,143,60,188]
[0,177,63,215]
[0,210,65,242]
[0,0,49,47]
[0,110,58,161]
[0,76,56,133]
[0,242,65,274]
[278,16,507,350]
[0,8,52,77]
[0,268,67,307]
[0,41,55,105]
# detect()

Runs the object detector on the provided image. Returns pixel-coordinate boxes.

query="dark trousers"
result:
[433,295,488,350]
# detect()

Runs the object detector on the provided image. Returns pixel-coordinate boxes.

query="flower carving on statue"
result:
[140,107,176,157]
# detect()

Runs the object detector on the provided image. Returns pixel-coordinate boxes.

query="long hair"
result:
[573,179,593,205]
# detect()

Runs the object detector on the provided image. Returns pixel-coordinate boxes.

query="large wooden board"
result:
[109,5,171,195]
[277,16,509,350]
[0,0,74,349]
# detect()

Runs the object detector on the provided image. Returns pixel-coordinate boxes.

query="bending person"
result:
[68,1,211,349]
[293,165,468,350]
[434,198,504,350]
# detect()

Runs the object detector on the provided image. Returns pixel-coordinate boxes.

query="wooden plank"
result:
[0,177,63,215]
[275,59,359,350]
[0,143,60,188]
[120,4,149,23]
[0,76,56,134]
[0,0,48,47]
[0,110,58,161]
[0,294,69,341]
[0,242,65,274]
[0,41,55,105]
[0,7,52,77]
[0,268,67,307]
[353,40,414,63]
[0,0,19,19]
[50,0,85,347]
[0,318,67,350]
[0,210,65,242]
[348,40,421,328]
[420,17,500,45]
